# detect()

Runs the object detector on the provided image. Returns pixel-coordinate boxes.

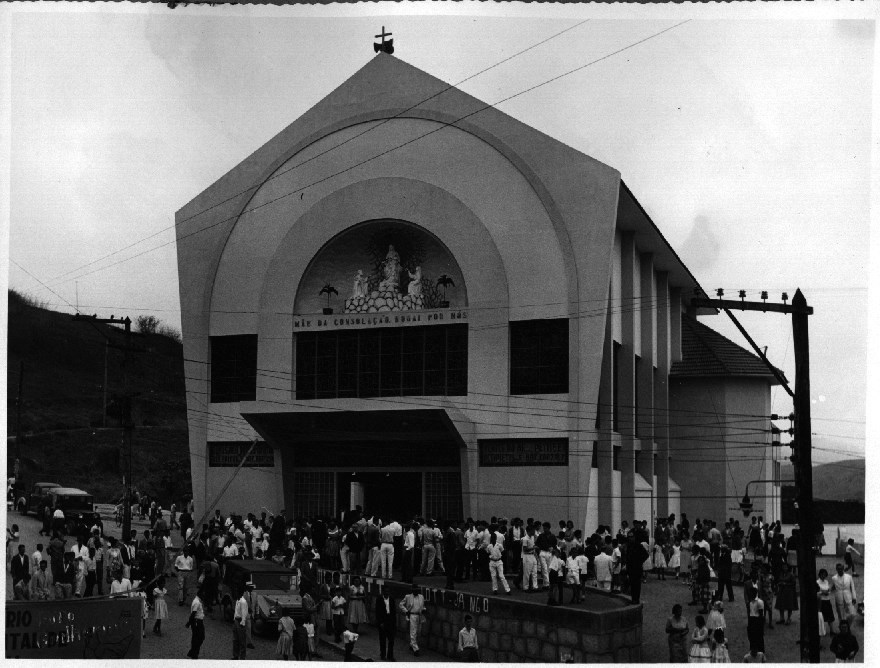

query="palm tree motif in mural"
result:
[436,275,455,307]
[319,283,338,314]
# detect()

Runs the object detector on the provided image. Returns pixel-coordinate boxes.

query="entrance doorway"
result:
[337,472,421,520]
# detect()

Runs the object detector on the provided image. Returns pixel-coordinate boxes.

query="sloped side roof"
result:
[670,316,784,384]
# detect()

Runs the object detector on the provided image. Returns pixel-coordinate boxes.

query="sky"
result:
[2,5,876,465]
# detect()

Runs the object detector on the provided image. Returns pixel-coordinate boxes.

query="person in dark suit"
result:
[374,585,397,661]
[626,534,649,605]
[11,544,29,585]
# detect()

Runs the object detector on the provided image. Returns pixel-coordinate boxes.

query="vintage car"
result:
[46,487,102,535]
[18,481,61,515]
[219,559,304,634]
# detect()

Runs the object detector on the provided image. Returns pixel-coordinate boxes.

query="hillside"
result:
[7,290,191,504]
[779,459,865,502]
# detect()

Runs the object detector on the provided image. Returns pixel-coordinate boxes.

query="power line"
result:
[34,21,691,290]
[44,21,592,288]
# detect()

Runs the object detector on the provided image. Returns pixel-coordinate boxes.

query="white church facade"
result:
[176,53,782,529]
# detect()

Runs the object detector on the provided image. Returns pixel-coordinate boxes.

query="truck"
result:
[17,481,60,515]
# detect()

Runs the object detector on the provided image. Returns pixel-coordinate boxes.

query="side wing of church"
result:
[175,53,782,529]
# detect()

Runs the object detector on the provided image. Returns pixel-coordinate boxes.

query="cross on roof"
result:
[374,26,394,55]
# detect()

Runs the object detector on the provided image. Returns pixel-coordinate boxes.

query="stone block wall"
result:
[316,569,642,663]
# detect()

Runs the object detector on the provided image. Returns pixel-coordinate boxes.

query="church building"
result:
[176,52,782,530]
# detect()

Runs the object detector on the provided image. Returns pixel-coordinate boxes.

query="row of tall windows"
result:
[295,325,468,400]
[210,319,570,402]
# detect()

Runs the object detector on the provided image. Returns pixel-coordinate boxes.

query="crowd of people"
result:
[6,496,863,663]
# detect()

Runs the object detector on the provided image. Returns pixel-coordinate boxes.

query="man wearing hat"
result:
[244,581,257,649]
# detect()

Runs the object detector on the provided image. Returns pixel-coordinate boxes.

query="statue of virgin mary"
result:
[378,244,401,291]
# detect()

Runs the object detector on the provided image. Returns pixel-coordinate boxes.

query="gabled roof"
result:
[670,316,785,384]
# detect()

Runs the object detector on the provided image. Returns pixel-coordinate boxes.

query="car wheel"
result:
[253,618,266,636]
[222,598,233,622]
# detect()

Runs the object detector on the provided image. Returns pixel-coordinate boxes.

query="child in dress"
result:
[706,600,726,635]
[304,620,318,658]
[653,543,667,580]
[669,540,682,579]
[689,615,712,663]
[346,576,368,634]
[131,582,148,638]
[710,627,731,663]
[153,576,168,636]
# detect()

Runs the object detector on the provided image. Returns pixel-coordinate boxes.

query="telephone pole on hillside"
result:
[691,288,819,663]
[72,313,137,542]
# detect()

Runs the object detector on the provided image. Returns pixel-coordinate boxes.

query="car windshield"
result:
[58,495,93,511]
[252,572,293,591]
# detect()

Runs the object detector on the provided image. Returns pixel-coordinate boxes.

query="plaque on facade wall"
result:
[478,438,569,467]
[208,442,275,467]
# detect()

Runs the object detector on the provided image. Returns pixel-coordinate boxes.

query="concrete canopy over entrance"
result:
[242,409,467,520]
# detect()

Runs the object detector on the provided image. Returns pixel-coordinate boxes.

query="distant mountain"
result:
[779,459,864,502]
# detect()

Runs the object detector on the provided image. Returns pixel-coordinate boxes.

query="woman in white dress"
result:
[153,576,169,636]
[654,543,668,580]
[669,540,682,579]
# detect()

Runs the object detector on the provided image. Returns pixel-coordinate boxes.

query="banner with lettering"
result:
[6,597,143,659]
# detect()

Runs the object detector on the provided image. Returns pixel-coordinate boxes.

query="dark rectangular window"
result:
[478,438,569,467]
[292,472,335,518]
[613,445,621,471]
[295,324,467,399]
[208,441,274,467]
[634,354,641,438]
[510,319,569,394]
[210,334,258,403]
[425,472,463,522]
[591,441,598,469]
[612,341,621,432]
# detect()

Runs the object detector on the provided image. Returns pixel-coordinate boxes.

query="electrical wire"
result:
[27,21,691,291]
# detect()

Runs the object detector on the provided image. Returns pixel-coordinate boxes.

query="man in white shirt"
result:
[458,614,479,662]
[174,547,195,606]
[399,583,426,656]
[418,521,437,576]
[488,537,510,595]
[521,528,538,591]
[610,539,623,593]
[186,588,206,659]
[594,546,614,590]
[109,570,132,597]
[402,522,416,583]
[463,521,479,581]
[232,587,249,659]
[378,521,396,579]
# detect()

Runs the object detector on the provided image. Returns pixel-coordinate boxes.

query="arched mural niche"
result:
[293,219,468,316]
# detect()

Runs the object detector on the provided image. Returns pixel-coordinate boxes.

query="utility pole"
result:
[72,314,137,542]
[691,288,818,663]
[791,289,820,663]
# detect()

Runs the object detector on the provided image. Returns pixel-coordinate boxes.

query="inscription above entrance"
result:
[478,438,569,467]
[293,308,467,332]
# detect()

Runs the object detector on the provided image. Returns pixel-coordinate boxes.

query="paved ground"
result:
[7,508,864,662]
